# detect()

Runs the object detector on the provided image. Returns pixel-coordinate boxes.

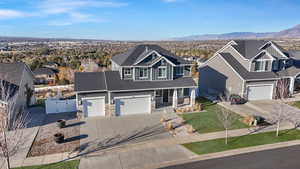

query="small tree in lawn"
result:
[216,94,237,145]
[270,78,290,137]
[0,78,28,169]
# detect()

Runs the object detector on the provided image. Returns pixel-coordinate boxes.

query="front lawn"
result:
[183,129,300,155]
[182,97,248,134]
[14,160,80,169]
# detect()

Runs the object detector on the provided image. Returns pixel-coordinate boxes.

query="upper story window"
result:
[139,68,148,78]
[124,68,131,76]
[158,66,167,78]
[175,66,184,75]
[254,60,269,72]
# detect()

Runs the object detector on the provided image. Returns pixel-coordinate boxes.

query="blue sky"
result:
[0,0,299,40]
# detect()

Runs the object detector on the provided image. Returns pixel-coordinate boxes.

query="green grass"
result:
[182,97,248,134]
[183,129,300,155]
[291,101,300,109]
[13,160,80,169]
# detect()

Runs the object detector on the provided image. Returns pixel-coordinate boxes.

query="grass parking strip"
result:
[183,129,300,155]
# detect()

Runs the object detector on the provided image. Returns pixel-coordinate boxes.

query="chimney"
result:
[145,46,149,52]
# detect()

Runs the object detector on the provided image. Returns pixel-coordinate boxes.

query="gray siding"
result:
[223,46,250,71]
[265,45,286,59]
[78,92,108,103]
[199,54,244,96]
[152,59,173,80]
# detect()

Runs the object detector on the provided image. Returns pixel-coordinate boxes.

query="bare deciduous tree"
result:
[216,94,238,144]
[269,78,291,136]
[0,78,28,169]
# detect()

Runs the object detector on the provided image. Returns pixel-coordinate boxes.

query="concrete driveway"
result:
[78,113,172,156]
[248,100,300,117]
[77,113,194,169]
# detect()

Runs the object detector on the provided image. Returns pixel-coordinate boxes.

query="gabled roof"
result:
[0,62,33,86]
[231,40,269,60]
[111,44,191,66]
[219,53,279,81]
[33,67,58,76]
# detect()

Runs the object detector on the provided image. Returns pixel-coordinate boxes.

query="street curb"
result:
[143,140,300,169]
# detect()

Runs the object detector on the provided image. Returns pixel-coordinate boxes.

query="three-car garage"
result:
[80,94,152,117]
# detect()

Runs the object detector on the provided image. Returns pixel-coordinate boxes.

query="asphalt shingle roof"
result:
[0,62,28,86]
[74,71,197,92]
[74,72,107,92]
[219,53,279,81]
[111,44,191,66]
[232,40,269,60]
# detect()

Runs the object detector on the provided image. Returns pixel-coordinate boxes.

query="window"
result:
[124,68,131,76]
[183,88,190,96]
[176,66,184,75]
[158,67,167,78]
[139,68,148,78]
[254,60,270,72]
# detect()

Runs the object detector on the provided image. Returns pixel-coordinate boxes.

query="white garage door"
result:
[247,85,273,100]
[115,95,151,116]
[83,97,105,117]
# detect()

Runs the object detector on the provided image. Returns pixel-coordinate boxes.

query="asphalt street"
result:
[159,145,300,169]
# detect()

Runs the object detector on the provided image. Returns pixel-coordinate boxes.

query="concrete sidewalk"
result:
[145,140,300,169]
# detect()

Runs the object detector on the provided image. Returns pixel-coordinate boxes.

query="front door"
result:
[163,90,169,103]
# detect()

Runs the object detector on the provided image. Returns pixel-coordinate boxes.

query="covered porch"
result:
[154,88,196,108]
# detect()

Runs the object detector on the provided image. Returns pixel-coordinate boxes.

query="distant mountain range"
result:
[171,24,300,41]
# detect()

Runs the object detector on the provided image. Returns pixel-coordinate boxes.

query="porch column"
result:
[290,77,295,95]
[172,89,178,108]
[190,88,196,107]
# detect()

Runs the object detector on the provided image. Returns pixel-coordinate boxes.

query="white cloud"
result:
[48,12,105,26]
[0,9,29,19]
[38,0,126,26]
[0,0,127,25]
[39,0,127,14]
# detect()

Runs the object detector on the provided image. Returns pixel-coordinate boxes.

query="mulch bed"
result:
[28,112,82,157]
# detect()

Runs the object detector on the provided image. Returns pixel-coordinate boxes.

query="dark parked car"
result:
[229,94,247,105]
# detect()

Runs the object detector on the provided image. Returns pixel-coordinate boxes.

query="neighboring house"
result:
[199,40,300,101]
[74,44,197,117]
[33,67,58,85]
[0,62,35,116]
[43,62,59,69]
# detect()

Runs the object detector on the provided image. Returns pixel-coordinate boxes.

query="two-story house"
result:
[199,40,300,100]
[74,44,197,117]
[0,62,35,117]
